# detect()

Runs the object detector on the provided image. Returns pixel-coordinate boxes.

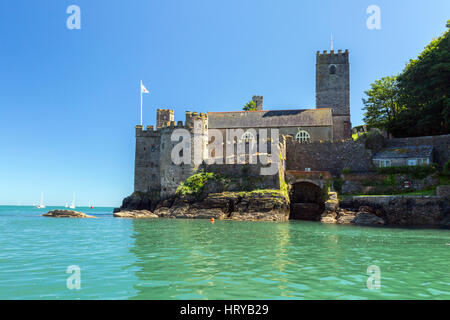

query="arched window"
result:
[329,64,336,74]
[295,130,311,143]
[241,131,255,140]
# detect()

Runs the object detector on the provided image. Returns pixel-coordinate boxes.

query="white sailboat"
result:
[36,192,46,209]
[65,202,69,208]
[69,192,76,209]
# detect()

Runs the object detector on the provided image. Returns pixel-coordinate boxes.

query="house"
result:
[372,146,434,168]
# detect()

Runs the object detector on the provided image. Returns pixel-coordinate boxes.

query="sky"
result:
[0,0,448,206]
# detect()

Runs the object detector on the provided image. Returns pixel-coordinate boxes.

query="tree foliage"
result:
[243,100,257,111]
[362,21,450,137]
[362,76,402,130]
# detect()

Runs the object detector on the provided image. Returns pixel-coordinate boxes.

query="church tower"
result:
[316,49,351,140]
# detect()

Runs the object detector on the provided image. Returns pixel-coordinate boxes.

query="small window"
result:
[379,160,391,168]
[408,159,418,166]
[295,130,311,143]
[329,64,337,74]
[151,145,155,152]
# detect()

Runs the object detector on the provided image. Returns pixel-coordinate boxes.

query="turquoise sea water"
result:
[0,205,449,300]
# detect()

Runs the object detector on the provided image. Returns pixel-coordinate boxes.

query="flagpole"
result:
[140,80,143,126]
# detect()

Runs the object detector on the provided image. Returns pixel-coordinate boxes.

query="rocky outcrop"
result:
[325,196,448,227]
[43,210,95,218]
[113,191,158,213]
[113,210,158,218]
[437,185,450,198]
[159,191,289,221]
[115,190,290,221]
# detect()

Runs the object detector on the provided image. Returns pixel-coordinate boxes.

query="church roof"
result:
[208,108,333,129]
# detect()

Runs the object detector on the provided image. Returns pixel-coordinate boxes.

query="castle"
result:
[134,49,352,198]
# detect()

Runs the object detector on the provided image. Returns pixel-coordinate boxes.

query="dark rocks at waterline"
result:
[115,191,290,221]
[43,210,96,218]
[323,196,449,227]
[113,192,157,213]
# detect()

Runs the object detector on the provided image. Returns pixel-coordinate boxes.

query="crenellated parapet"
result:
[185,111,208,128]
[316,49,349,64]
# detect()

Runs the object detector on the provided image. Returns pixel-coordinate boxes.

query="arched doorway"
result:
[289,182,325,220]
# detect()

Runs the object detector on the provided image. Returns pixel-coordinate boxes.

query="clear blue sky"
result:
[0,0,448,206]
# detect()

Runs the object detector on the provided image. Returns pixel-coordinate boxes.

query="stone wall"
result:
[340,196,449,227]
[286,137,373,176]
[340,172,439,195]
[387,134,450,168]
[134,126,161,193]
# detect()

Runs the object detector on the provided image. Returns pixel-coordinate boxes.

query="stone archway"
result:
[289,182,325,220]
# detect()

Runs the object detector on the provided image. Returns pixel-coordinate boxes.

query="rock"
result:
[115,191,159,212]
[336,209,357,224]
[113,210,158,218]
[358,206,375,214]
[441,215,450,228]
[320,210,337,224]
[164,190,289,221]
[324,197,339,211]
[43,210,95,218]
[437,185,450,198]
[353,213,385,226]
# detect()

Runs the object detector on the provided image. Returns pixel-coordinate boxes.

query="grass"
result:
[338,188,436,200]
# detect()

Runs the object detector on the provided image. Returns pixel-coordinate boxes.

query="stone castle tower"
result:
[156,109,174,129]
[134,111,208,198]
[316,49,351,140]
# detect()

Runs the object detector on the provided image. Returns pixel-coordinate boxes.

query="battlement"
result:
[316,49,349,64]
[185,110,208,128]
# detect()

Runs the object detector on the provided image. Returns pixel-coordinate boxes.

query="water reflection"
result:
[128,219,450,300]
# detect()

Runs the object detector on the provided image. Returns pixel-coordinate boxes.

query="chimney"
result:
[252,95,263,111]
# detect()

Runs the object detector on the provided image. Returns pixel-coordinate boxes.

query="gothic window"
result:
[241,131,255,140]
[295,130,311,143]
[329,64,336,74]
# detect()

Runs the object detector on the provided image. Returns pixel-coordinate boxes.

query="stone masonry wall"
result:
[286,137,373,176]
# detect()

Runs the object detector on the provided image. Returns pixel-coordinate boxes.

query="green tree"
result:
[243,100,257,111]
[362,76,402,131]
[391,20,450,137]
[362,21,450,137]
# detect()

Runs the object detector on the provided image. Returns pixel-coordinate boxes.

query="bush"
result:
[333,178,343,193]
[444,160,450,177]
[342,168,352,174]
[376,163,437,179]
[357,128,386,153]
[176,172,223,197]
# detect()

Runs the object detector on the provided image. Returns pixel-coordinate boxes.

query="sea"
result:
[0,205,449,300]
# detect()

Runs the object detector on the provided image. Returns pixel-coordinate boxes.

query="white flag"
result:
[141,82,149,94]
